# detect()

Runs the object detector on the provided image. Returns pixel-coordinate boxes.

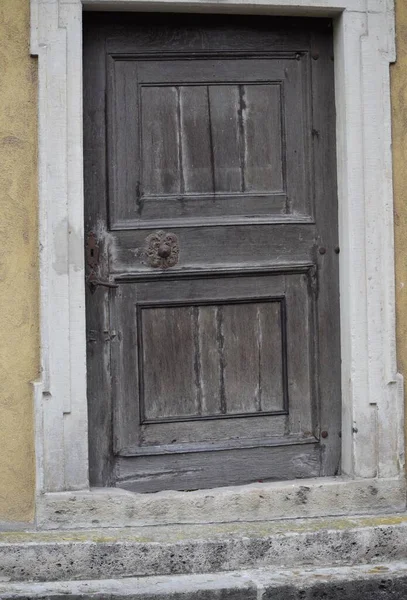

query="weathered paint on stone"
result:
[0,0,39,524]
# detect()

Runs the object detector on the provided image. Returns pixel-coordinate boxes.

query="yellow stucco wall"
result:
[0,0,38,523]
[392,0,407,443]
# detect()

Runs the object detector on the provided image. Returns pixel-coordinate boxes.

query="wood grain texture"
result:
[109,59,140,225]
[116,442,321,492]
[110,285,141,451]
[110,273,312,458]
[243,84,283,193]
[137,414,292,447]
[221,302,284,414]
[310,28,341,475]
[208,85,242,193]
[141,305,197,420]
[84,13,340,490]
[285,273,313,436]
[141,86,181,195]
[197,305,222,416]
[84,22,115,487]
[109,54,308,226]
[139,300,285,422]
[111,224,317,273]
[180,86,213,193]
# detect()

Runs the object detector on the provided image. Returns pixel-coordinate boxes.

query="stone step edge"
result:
[2,562,407,599]
[1,516,407,583]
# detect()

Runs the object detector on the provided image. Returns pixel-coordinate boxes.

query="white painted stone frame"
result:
[30,0,406,529]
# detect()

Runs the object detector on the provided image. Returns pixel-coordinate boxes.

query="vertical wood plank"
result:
[310,29,341,475]
[111,285,141,451]
[285,274,314,437]
[110,60,140,223]
[208,85,242,193]
[283,56,311,216]
[222,303,260,414]
[84,21,114,486]
[141,86,181,195]
[258,302,285,412]
[243,84,283,192]
[141,306,196,420]
[180,86,213,193]
[198,306,222,416]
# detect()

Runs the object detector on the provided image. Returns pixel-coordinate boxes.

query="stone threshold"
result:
[36,477,407,529]
[1,514,407,583]
[2,562,407,599]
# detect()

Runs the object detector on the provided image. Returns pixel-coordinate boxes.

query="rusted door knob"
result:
[157,243,171,259]
[145,230,180,268]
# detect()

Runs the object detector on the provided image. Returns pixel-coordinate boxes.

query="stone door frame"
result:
[30,0,406,529]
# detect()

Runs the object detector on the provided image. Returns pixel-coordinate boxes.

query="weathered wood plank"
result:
[243,84,283,193]
[116,442,320,492]
[283,54,312,217]
[141,306,196,420]
[102,13,330,55]
[113,194,287,224]
[83,23,114,486]
[137,58,297,87]
[110,285,141,452]
[285,273,314,437]
[141,86,181,195]
[133,273,286,305]
[258,302,285,412]
[198,306,222,416]
[222,303,263,414]
[109,59,140,226]
[310,28,341,475]
[208,85,242,193]
[111,224,316,273]
[138,413,290,447]
[180,86,213,193]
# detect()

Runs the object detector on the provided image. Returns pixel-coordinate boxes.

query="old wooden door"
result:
[84,13,341,492]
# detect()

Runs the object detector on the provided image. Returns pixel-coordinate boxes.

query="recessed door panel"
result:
[109,55,311,227]
[139,301,285,421]
[111,271,315,463]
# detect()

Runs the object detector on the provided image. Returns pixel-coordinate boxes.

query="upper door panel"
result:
[109,54,312,228]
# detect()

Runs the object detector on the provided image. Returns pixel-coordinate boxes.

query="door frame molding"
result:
[30,0,406,527]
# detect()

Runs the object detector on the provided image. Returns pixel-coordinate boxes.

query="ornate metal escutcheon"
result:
[145,230,179,269]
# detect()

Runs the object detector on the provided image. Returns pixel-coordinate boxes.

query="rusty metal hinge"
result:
[87,272,119,291]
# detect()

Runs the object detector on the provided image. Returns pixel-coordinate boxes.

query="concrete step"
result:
[1,515,407,583]
[2,562,407,599]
